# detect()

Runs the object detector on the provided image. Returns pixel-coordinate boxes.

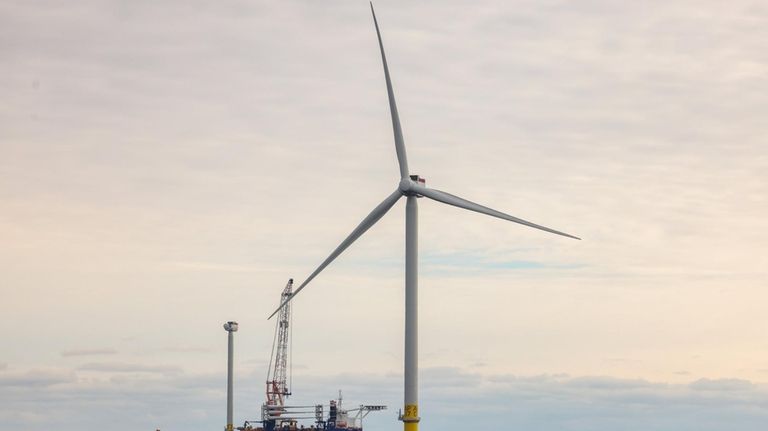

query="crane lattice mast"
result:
[266,278,293,409]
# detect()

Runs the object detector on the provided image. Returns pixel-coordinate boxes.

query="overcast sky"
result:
[2,0,768,430]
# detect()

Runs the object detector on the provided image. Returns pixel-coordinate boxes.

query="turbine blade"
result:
[268,189,403,319]
[370,2,410,179]
[410,183,581,240]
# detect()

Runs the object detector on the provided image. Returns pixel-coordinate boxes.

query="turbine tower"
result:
[270,4,580,431]
[223,321,239,431]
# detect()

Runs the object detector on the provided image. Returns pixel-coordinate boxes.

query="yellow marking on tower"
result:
[402,404,419,431]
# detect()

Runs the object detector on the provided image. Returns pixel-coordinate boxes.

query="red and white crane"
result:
[252,278,385,431]
[266,279,293,410]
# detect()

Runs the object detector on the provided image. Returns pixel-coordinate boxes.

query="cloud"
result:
[420,366,481,389]
[419,370,768,431]
[0,368,222,430]
[160,346,212,354]
[420,249,584,275]
[165,261,265,273]
[4,367,767,431]
[565,375,656,390]
[689,378,755,392]
[60,348,117,357]
[77,362,182,376]
[0,369,76,388]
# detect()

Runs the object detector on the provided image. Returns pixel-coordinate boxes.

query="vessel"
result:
[238,280,385,431]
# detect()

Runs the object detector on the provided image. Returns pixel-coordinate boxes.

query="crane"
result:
[266,279,293,412]
[248,278,386,431]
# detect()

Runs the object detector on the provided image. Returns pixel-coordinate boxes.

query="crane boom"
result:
[266,279,293,408]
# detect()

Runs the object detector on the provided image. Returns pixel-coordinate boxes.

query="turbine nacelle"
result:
[399,175,426,197]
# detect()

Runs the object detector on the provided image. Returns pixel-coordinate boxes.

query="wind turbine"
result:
[270,4,580,431]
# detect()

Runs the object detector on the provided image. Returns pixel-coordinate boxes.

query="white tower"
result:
[224,321,239,431]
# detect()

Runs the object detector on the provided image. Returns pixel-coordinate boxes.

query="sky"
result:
[1,0,767,430]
